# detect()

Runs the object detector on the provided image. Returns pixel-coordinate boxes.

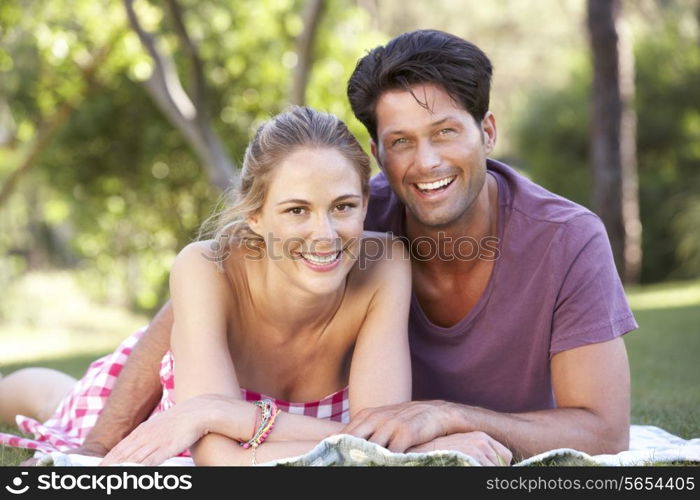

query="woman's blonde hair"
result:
[199,106,371,265]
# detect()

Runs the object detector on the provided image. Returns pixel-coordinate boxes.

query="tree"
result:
[290,0,326,106]
[587,0,641,284]
[0,42,115,208]
[1,0,384,310]
[124,0,235,191]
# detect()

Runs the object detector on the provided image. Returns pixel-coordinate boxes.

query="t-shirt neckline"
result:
[406,167,508,335]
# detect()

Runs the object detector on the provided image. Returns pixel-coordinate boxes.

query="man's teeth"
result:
[416,176,455,191]
[302,252,339,264]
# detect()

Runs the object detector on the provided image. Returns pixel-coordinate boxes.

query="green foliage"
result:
[514,6,700,282]
[514,55,592,208]
[634,11,700,282]
[0,0,382,312]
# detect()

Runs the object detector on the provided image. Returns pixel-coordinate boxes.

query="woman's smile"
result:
[298,250,343,271]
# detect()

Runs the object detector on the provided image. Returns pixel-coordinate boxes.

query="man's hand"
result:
[341,400,457,453]
[71,441,110,458]
[99,393,247,466]
[407,432,513,466]
[100,397,213,466]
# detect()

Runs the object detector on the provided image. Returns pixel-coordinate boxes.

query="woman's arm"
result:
[104,237,412,466]
[116,242,344,464]
[175,236,413,428]
[198,237,413,464]
[101,393,342,465]
[348,236,412,415]
[190,434,320,466]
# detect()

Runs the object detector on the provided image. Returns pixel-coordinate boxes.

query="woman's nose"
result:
[310,213,339,246]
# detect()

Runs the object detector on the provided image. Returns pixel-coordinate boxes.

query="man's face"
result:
[372,83,496,228]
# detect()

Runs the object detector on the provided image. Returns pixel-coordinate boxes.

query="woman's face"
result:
[248,146,367,295]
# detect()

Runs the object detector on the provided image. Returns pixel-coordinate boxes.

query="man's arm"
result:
[78,301,173,456]
[343,337,630,461]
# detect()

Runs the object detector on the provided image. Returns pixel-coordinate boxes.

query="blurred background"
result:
[0,0,698,443]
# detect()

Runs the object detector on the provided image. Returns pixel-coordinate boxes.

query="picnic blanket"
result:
[34,424,700,466]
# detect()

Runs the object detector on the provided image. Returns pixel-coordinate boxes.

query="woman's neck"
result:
[248,259,347,338]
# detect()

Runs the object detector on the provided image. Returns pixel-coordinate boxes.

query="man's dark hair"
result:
[347,29,493,143]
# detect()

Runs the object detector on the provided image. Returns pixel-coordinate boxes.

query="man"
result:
[65,29,636,465]
[340,30,636,462]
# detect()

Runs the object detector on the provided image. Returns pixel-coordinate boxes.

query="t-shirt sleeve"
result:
[364,172,401,233]
[549,213,638,358]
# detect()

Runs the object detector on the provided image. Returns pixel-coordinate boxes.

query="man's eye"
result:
[286,207,306,215]
[392,137,408,147]
[439,128,456,135]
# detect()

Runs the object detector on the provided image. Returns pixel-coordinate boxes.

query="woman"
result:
[0,106,412,465]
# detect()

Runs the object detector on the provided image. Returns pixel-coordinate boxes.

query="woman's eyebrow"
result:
[277,194,361,206]
[277,198,309,206]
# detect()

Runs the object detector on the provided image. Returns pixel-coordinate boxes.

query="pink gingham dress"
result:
[0,328,350,455]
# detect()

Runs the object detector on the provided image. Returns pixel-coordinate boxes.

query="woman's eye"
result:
[286,207,306,215]
[335,203,356,212]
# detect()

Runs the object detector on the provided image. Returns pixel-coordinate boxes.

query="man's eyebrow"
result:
[382,116,460,138]
[431,116,460,127]
[276,194,361,206]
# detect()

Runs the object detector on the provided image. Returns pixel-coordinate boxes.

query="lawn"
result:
[0,272,699,465]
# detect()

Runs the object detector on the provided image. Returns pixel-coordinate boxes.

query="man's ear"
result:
[370,139,384,172]
[481,111,497,155]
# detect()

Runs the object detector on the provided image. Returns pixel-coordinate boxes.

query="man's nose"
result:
[414,140,441,171]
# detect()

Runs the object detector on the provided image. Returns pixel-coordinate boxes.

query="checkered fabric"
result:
[158,350,350,423]
[0,329,350,454]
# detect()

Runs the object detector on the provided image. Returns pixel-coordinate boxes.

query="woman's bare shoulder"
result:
[171,239,256,293]
[348,231,410,284]
[359,231,409,263]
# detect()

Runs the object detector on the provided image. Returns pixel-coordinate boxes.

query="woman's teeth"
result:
[415,176,456,193]
[301,252,340,264]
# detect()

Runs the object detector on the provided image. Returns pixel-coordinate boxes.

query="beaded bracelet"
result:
[240,399,280,451]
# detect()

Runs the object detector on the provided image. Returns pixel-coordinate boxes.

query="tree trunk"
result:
[587,0,642,283]
[290,0,326,106]
[124,0,236,191]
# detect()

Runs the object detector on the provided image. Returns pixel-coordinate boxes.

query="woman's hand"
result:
[100,394,234,466]
[407,432,513,466]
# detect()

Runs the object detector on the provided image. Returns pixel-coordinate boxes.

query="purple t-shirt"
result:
[364,159,638,412]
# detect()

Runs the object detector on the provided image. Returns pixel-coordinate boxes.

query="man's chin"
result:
[409,209,462,230]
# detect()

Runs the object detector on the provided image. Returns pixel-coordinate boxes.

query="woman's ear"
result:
[247,213,262,236]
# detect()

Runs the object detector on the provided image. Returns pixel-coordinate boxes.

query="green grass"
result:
[1,272,699,465]
[0,271,148,466]
[625,279,700,440]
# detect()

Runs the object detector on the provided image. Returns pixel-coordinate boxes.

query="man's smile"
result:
[412,175,457,196]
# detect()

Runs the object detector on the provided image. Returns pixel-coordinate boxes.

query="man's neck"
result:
[406,173,499,276]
